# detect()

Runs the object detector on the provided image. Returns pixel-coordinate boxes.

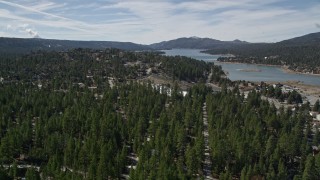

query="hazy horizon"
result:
[0,0,320,44]
[1,31,319,45]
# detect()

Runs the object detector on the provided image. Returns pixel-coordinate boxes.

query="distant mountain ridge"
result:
[204,32,320,55]
[277,32,320,46]
[149,36,249,49]
[0,37,150,54]
[0,32,319,54]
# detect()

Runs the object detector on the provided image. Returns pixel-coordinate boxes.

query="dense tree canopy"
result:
[0,48,318,179]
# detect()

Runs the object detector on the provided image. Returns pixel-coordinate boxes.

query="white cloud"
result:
[25,28,39,38]
[4,23,40,38]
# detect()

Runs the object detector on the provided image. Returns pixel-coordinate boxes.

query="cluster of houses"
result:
[272,83,299,93]
[151,84,188,97]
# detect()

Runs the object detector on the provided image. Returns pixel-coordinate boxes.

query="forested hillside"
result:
[0,37,149,54]
[205,32,320,74]
[206,88,319,179]
[1,32,320,75]
[0,48,319,179]
[0,48,225,86]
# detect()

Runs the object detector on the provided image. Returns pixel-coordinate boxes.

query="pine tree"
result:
[302,155,315,180]
[88,155,97,180]
[0,167,10,180]
[240,166,247,180]
[186,145,196,177]
[315,154,320,178]
[313,100,320,112]
[25,168,40,180]
[9,162,18,178]
[97,144,108,180]
[277,159,287,179]
[266,164,276,180]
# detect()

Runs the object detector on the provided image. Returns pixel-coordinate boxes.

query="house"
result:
[78,83,85,88]
[312,146,320,156]
[88,86,97,90]
[273,83,283,88]
[310,111,318,118]
[282,85,293,93]
[182,91,188,97]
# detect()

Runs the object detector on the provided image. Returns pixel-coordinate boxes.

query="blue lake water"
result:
[162,49,320,86]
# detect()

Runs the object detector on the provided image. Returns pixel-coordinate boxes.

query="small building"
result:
[78,83,85,88]
[310,111,318,118]
[312,146,320,156]
[273,83,283,89]
[88,86,97,90]
[182,91,188,97]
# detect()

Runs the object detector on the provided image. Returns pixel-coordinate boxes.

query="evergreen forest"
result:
[0,49,319,179]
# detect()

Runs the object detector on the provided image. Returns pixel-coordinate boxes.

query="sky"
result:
[0,0,319,44]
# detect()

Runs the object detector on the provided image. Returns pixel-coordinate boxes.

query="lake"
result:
[162,49,320,86]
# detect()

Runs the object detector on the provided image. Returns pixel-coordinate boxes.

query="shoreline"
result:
[217,61,281,67]
[217,61,320,102]
[217,61,320,77]
[281,65,320,77]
